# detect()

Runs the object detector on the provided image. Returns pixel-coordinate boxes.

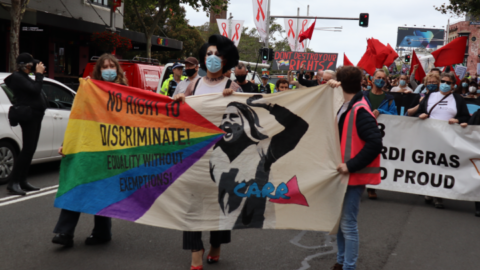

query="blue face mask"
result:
[205,55,222,73]
[440,83,451,93]
[399,80,406,86]
[426,84,438,92]
[374,79,385,88]
[101,69,117,82]
[462,82,469,88]
[367,85,372,90]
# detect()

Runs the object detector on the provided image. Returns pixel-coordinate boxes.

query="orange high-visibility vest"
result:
[340,97,381,186]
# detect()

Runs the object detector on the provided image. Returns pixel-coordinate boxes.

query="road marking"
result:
[0,185,58,202]
[0,188,58,207]
[290,231,338,270]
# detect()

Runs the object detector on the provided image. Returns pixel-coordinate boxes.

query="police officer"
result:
[160,62,186,96]
[258,74,275,93]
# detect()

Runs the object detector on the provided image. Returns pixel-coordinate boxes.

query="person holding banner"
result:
[415,72,470,209]
[407,73,441,116]
[362,70,397,199]
[172,34,241,270]
[234,62,256,93]
[52,53,127,247]
[414,68,442,94]
[328,66,383,270]
[391,74,413,93]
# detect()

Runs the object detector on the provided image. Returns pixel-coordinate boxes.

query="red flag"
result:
[450,65,461,86]
[383,44,398,67]
[432,36,467,67]
[298,18,316,43]
[357,46,376,75]
[411,50,426,83]
[343,53,354,66]
[368,38,388,68]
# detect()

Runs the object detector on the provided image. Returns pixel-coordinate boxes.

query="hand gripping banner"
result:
[54,79,347,232]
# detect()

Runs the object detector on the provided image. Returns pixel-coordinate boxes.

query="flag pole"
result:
[295,8,299,52]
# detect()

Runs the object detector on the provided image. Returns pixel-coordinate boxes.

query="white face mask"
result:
[469,86,477,93]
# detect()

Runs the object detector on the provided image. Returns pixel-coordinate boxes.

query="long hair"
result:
[92,54,128,85]
[226,102,268,141]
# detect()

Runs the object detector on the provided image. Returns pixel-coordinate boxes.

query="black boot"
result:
[475,202,480,217]
[7,182,26,196]
[20,181,40,191]
[52,234,74,247]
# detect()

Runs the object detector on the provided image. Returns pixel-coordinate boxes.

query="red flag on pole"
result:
[383,44,399,68]
[432,36,468,67]
[298,18,316,43]
[368,38,388,68]
[344,53,354,66]
[113,0,122,12]
[357,46,376,75]
[411,50,426,83]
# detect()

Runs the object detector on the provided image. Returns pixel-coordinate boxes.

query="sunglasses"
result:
[441,80,452,85]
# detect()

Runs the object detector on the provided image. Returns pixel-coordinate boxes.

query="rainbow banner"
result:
[55,79,348,232]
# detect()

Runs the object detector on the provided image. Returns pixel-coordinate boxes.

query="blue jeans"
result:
[336,185,365,270]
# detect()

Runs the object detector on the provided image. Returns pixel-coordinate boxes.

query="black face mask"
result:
[185,68,196,77]
[236,75,247,83]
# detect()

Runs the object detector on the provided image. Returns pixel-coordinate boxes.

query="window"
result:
[0,84,16,105]
[91,0,110,7]
[42,82,75,110]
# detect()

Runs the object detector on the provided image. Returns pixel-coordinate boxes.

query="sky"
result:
[182,0,464,66]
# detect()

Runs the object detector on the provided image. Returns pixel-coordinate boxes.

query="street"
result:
[1,162,479,270]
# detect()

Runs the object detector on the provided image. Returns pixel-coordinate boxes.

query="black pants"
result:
[475,202,480,212]
[9,113,43,184]
[53,209,112,239]
[183,231,231,250]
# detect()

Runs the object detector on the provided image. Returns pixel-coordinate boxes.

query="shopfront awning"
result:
[35,11,182,52]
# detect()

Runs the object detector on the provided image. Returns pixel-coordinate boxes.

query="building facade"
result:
[0,0,182,85]
[447,19,480,74]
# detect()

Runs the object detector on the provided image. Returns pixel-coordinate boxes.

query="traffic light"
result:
[405,55,411,63]
[359,13,369,27]
[260,48,274,61]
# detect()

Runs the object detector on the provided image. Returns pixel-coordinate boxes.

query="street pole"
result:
[109,5,116,32]
[265,0,271,48]
[228,13,232,39]
[295,8,299,52]
[306,5,309,50]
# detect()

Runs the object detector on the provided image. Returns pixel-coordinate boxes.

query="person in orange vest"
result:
[327,66,383,270]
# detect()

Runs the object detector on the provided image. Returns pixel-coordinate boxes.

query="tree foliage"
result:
[434,0,480,18]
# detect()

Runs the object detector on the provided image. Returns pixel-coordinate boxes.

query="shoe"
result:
[331,263,343,270]
[191,249,204,270]
[424,196,433,204]
[52,234,74,247]
[85,235,111,245]
[434,202,445,209]
[367,189,377,200]
[7,182,26,196]
[20,181,40,191]
[207,255,219,264]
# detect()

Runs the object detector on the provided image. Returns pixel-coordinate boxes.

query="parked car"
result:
[0,73,76,184]
[84,57,164,93]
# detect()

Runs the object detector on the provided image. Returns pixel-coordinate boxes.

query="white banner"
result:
[455,65,468,80]
[252,0,268,43]
[284,18,310,52]
[216,19,245,47]
[371,115,480,201]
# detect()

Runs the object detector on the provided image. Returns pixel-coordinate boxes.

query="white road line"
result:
[0,185,58,202]
[0,189,58,207]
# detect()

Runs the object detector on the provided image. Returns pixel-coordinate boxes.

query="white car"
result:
[0,73,76,184]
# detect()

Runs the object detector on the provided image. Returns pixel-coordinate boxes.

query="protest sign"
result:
[54,80,347,232]
[272,51,338,71]
[455,65,468,80]
[372,115,480,201]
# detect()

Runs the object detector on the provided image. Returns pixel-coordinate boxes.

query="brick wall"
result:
[448,21,480,74]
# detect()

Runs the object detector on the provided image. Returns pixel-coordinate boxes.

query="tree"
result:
[434,0,480,18]
[124,0,225,60]
[0,0,30,71]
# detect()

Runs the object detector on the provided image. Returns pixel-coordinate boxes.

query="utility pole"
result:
[109,4,116,32]
[228,13,233,39]
[265,0,272,48]
[295,8,299,52]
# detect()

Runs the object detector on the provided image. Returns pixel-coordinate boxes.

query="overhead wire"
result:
[58,0,75,19]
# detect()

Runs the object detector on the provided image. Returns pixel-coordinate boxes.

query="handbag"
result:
[8,105,32,126]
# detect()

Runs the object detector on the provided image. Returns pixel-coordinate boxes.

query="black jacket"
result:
[414,92,470,123]
[468,109,480,125]
[338,92,383,173]
[298,74,320,87]
[4,71,48,112]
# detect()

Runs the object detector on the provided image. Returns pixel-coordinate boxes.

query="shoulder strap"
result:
[192,78,201,96]
[225,79,232,89]
[427,93,451,116]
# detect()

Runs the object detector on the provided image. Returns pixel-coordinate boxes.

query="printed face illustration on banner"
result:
[216,19,245,47]
[252,0,268,43]
[284,18,310,52]
[209,95,309,229]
